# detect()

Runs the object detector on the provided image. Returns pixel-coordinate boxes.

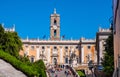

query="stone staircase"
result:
[0,59,27,77]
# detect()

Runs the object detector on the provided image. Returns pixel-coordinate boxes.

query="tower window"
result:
[54,19,57,25]
[54,30,57,37]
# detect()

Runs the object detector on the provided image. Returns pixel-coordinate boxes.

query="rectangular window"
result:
[42,46,45,49]
[76,46,78,49]
[25,45,28,48]
[31,57,34,63]
[36,46,39,48]
[42,46,45,54]
[31,46,34,50]
[65,58,68,64]
[65,46,68,49]
[54,46,57,51]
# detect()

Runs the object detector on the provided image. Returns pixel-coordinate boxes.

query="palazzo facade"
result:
[3,9,111,67]
[19,9,96,66]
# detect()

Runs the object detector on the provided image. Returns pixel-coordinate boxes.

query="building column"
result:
[36,48,39,60]
[81,46,84,63]
[60,47,63,64]
[26,47,29,56]
[47,48,50,64]
[99,40,103,64]
[95,50,97,64]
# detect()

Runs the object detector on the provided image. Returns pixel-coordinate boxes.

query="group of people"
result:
[64,70,72,77]
[54,70,72,77]
[48,64,77,77]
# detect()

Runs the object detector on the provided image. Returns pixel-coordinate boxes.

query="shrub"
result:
[77,70,85,77]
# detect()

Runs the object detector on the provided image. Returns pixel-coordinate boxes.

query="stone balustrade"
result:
[99,27,111,32]
[80,37,96,43]
[21,39,80,43]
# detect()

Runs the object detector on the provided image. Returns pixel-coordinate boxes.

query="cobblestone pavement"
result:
[49,68,74,77]
[0,59,27,77]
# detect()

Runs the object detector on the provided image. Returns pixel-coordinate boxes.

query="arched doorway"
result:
[30,56,34,63]
[54,30,57,37]
[53,58,57,65]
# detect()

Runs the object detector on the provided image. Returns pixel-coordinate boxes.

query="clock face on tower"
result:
[53,26,57,29]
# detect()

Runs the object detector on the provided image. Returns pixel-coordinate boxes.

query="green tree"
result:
[0,24,22,57]
[101,27,114,76]
[0,24,46,77]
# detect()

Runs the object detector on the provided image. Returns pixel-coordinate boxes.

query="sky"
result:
[0,0,112,40]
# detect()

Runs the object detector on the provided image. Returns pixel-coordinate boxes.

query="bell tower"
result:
[50,8,60,40]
